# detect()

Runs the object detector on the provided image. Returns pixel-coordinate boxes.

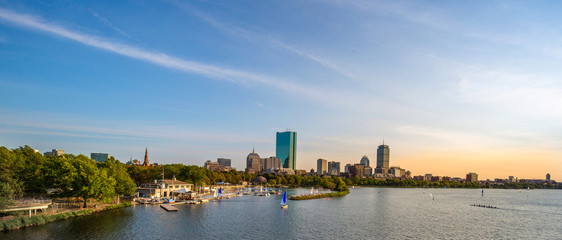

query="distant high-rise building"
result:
[317,159,327,175]
[363,166,373,177]
[276,131,297,170]
[262,156,281,171]
[425,174,432,181]
[350,164,365,178]
[546,173,551,181]
[466,172,478,183]
[360,155,370,167]
[217,158,231,167]
[508,176,516,182]
[91,153,110,162]
[44,149,64,157]
[375,144,390,174]
[246,149,261,173]
[328,161,341,176]
[143,148,150,166]
[344,164,352,173]
[390,167,405,178]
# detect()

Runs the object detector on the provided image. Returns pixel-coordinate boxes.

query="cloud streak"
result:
[0,7,325,99]
[168,1,357,81]
[88,9,128,36]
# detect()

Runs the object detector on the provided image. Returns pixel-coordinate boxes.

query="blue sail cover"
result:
[281,192,287,205]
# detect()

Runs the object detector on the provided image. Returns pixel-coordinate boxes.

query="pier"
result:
[160,204,178,212]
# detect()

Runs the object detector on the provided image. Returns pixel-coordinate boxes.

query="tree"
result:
[269,179,277,187]
[13,146,46,196]
[0,147,22,210]
[70,155,116,207]
[43,156,77,197]
[99,157,136,200]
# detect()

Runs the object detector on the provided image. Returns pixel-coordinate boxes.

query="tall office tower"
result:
[262,156,281,171]
[360,155,370,166]
[246,149,261,173]
[546,173,551,181]
[217,158,232,167]
[375,144,390,174]
[317,159,328,175]
[91,153,110,162]
[276,131,297,170]
[328,161,341,176]
[143,148,150,166]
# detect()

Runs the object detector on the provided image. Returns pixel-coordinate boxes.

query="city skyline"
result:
[0,1,561,181]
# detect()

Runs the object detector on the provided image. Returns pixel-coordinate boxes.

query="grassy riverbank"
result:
[289,191,349,200]
[1,202,132,231]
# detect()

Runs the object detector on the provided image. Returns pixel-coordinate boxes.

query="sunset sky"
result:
[0,1,560,181]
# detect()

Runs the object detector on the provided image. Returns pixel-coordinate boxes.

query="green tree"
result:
[70,155,116,207]
[13,146,46,196]
[43,156,77,197]
[0,147,24,210]
[99,157,136,199]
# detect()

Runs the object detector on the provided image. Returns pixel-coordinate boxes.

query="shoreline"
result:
[1,202,132,232]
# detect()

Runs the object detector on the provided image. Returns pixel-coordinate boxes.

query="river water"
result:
[3,188,561,239]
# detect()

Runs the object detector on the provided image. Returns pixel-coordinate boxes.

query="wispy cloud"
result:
[0,7,326,100]
[0,112,269,144]
[168,1,357,81]
[88,8,127,36]
[271,40,358,81]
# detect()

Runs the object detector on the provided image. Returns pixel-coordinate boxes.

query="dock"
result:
[160,204,178,212]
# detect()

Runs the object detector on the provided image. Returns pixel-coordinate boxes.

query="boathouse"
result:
[135,176,193,198]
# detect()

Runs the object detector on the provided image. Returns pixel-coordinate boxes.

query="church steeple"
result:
[143,147,150,166]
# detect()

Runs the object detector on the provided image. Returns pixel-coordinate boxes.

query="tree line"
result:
[0,146,135,209]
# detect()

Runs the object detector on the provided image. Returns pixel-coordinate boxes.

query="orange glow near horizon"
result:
[299,149,561,182]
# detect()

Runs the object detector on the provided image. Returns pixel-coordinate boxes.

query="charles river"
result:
[3,188,561,240]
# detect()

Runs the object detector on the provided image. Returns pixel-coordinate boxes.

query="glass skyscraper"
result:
[276,131,297,170]
[376,144,390,174]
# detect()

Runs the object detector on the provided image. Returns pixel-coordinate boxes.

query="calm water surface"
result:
[3,188,561,239]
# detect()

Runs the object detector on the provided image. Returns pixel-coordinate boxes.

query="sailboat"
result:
[213,188,219,198]
[281,191,288,208]
[429,193,434,200]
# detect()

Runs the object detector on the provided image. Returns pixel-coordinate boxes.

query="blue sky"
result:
[0,0,560,180]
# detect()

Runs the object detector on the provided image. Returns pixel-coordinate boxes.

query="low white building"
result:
[135,177,193,198]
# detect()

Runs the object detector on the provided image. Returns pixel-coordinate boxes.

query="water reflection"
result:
[2,188,561,239]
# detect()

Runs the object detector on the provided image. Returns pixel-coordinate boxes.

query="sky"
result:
[0,0,560,181]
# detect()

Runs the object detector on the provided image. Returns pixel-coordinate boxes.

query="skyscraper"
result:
[276,131,297,170]
[317,159,327,175]
[246,149,261,173]
[328,161,341,176]
[262,156,281,171]
[217,158,231,167]
[375,144,389,174]
[360,155,370,166]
